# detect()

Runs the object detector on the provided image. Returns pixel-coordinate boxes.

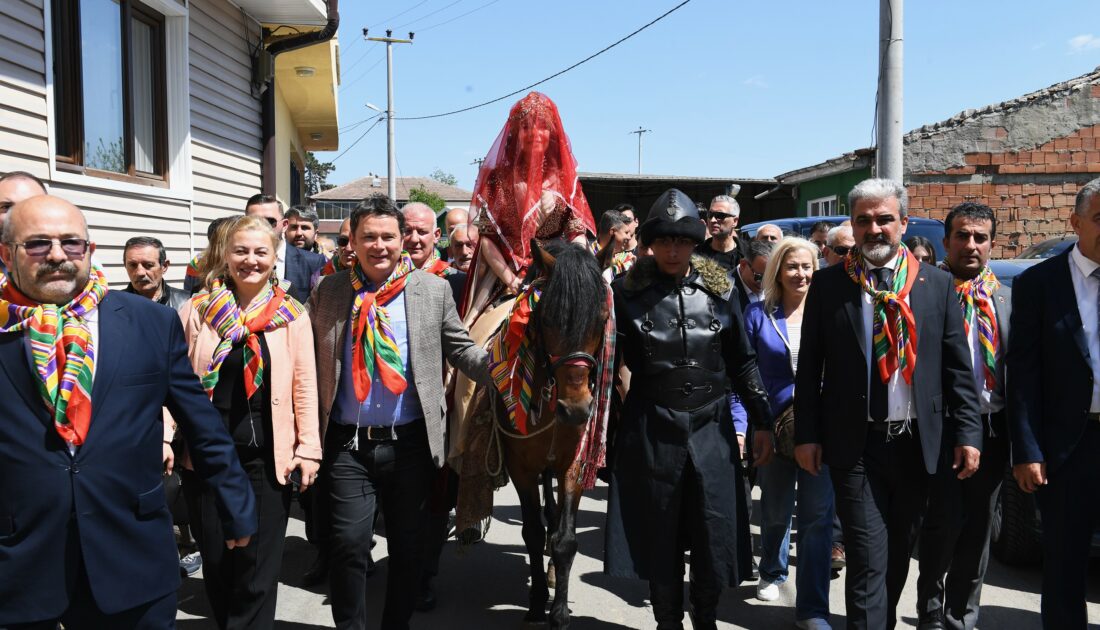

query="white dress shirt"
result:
[1069,244,1100,412]
[862,250,914,421]
[276,239,290,282]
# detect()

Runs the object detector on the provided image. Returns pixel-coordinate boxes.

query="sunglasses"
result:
[336,235,350,247]
[263,217,279,228]
[753,272,764,284]
[830,245,851,257]
[10,238,89,258]
[706,211,736,221]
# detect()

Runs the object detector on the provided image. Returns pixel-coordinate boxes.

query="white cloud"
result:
[1068,34,1100,53]
[743,76,768,89]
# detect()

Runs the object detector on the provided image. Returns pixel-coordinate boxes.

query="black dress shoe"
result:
[916,611,948,630]
[302,549,329,586]
[414,581,436,612]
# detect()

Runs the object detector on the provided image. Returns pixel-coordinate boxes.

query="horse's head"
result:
[530,240,609,426]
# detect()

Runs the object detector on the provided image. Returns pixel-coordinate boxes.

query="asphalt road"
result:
[176,482,1100,629]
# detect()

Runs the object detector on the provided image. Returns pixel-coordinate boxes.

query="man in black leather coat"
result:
[604,189,774,630]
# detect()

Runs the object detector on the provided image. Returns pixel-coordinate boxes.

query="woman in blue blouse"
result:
[734,236,834,630]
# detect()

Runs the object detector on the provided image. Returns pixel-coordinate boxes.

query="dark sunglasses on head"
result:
[706,211,736,221]
[263,217,279,227]
[336,235,350,247]
[11,238,89,258]
[830,245,851,257]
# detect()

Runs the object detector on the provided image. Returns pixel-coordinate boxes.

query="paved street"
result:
[176,482,1100,629]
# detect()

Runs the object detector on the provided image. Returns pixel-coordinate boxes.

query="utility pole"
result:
[876,0,903,182]
[366,29,413,202]
[629,127,651,174]
[470,157,485,168]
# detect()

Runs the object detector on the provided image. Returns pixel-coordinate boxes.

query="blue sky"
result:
[315,0,1100,191]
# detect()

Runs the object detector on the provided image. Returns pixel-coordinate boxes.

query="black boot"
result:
[649,581,685,630]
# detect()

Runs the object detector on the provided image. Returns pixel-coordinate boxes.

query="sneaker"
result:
[795,618,832,630]
[755,579,780,602]
[179,551,202,577]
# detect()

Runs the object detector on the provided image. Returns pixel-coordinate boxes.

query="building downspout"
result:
[260,0,340,195]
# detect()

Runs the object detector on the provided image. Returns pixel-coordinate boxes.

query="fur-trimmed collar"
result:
[621,254,732,296]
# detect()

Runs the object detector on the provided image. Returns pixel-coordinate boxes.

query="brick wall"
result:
[907,123,1100,259]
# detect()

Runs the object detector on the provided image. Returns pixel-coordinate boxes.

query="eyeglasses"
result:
[752,272,764,284]
[830,245,851,257]
[336,235,350,247]
[706,211,736,221]
[9,238,89,258]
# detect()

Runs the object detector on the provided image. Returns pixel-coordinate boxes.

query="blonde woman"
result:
[732,237,833,630]
[179,215,321,629]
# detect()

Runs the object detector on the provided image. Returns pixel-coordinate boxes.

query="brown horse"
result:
[496,240,611,629]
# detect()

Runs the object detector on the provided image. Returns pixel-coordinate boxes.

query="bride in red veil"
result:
[461,92,596,327]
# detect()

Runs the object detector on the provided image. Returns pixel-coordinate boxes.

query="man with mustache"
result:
[794,178,982,630]
[121,236,188,310]
[447,222,476,273]
[0,195,255,628]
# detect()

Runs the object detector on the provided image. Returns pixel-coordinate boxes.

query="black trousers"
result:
[1036,420,1100,630]
[916,415,1009,630]
[185,453,291,630]
[831,426,930,630]
[327,421,436,630]
[648,457,722,630]
[422,466,459,584]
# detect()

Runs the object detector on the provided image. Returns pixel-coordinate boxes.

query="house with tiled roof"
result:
[311,174,473,221]
[775,66,1100,257]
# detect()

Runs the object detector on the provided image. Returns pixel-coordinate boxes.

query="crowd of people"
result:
[0,90,1098,630]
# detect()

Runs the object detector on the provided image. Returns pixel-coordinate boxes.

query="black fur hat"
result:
[639,188,707,246]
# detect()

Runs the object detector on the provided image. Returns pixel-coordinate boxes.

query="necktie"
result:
[869,267,894,422]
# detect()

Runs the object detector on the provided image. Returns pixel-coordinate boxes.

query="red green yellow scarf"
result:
[846,247,920,385]
[0,265,108,445]
[421,248,455,278]
[192,279,304,398]
[488,284,542,434]
[349,254,415,402]
[942,263,1000,389]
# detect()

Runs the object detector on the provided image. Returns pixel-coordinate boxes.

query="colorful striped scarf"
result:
[0,264,108,445]
[192,279,304,398]
[941,263,1000,389]
[609,251,637,278]
[574,289,616,490]
[488,284,542,434]
[421,248,456,278]
[846,247,920,385]
[185,254,202,280]
[349,255,415,402]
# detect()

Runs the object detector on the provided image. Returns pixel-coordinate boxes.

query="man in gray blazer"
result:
[309,194,489,630]
[916,202,1011,630]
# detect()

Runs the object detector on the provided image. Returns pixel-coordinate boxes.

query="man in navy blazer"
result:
[1008,177,1100,630]
[0,195,256,628]
[245,194,327,304]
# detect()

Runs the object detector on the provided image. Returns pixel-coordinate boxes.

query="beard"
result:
[861,235,897,265]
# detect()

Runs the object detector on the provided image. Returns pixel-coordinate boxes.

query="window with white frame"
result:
[808,195,838,216]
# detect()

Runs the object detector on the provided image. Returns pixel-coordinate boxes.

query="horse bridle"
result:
[533,307,602,416]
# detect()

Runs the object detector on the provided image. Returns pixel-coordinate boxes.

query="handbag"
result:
[766,310,798,460]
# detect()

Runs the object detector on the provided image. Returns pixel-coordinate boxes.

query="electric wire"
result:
[331,116,385,163]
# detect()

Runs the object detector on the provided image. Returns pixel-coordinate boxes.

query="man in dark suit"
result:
[0,195,256,628]
[1008,177,1100,630]
[245,194,327,303]
[915,202,1011,630]
[794,178,982,630]
[731,239,774,314]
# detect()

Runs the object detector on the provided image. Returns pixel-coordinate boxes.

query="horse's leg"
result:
[548,466,582,630]
[541,470,558,589]
[514,474,550,622]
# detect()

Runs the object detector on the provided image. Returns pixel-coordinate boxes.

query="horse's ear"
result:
[532,239,556,272]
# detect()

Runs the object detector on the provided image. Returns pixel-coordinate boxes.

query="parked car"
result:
[739,216,947,260]
[1017,234,1077,259]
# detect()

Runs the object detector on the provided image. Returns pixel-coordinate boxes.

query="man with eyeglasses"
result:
[733,239,775,314]
[0,171,48,276]
[696,194,742,272]
[323,218,357,277]
[823,225,855,267]
[244,194,327,303]
[0,195,256,628]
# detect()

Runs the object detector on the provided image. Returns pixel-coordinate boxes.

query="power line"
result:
[369,0,431,29]
[340,53,386,94]
[332,116,385,163]
[393,0,692,121]
[393,0,467,30]
[417,0,501,33]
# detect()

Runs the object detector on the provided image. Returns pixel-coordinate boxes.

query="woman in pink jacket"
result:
[179,214,321,629]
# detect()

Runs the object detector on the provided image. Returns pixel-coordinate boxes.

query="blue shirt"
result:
[332,285,422,427]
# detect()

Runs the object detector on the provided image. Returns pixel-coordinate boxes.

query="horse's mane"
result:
[534,240,606,350]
